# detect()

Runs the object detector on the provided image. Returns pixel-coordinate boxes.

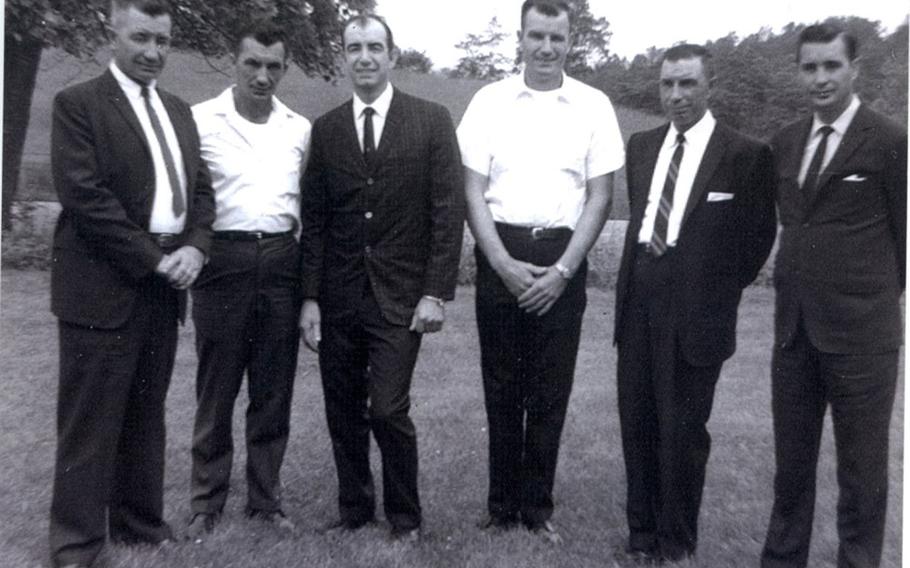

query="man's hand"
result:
[409,297,445,334]
[517,266,569,316]
[300,299,321,352]
[158,246,205,289]
[495,258,549,298]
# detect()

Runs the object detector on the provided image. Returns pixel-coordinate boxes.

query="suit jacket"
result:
[50,70,215,328]
[299,89,464,326]
[772,104,906,354]
[614,121,777,366]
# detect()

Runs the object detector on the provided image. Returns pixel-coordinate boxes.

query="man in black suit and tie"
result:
[761,24,906,568]
[299,14,463,541]
[614,44,776,563]
[48,0,214,566]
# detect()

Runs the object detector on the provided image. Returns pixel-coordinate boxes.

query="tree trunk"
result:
[3,34,43,232]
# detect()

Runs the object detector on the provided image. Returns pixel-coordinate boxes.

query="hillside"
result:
[18,49,666,219]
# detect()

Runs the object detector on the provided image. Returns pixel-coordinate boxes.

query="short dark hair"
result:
[342,14,395,52]
[797,23,858,62]
[661,43,715,82]
[110,0,171,17]
[234,20,288,60]
[520,0,572,30]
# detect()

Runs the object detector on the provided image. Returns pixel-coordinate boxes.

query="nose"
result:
[141,40,163,61]
[540,37,553,54]
[254,67,269,85]
[670,83,684,101]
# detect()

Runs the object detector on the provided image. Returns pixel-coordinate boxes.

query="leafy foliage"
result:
[396,48,433,74]
[448,17,514,80]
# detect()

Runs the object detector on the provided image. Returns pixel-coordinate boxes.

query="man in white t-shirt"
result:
[186,20,310,539]
[457,0,624,543]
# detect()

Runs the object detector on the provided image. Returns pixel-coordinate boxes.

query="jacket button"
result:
[365,211,373,219]
[367,178,374,186]
[365,245,372,255]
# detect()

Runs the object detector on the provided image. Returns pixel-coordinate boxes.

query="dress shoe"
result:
[477,514,519,531]
[320,517,373,534]
[247,508,296,532]
[390,525,421,543]
[185,512,219,541]
[526,520,563,545]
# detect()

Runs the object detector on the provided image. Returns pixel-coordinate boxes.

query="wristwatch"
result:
[422,295,445,308]
[553,262,573,280]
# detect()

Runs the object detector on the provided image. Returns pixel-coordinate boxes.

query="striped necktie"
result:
[141,86,185,217]
[362,106,376,169]
[650,132,685,256]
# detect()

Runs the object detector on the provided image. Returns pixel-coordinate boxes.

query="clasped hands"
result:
[497,258,568,316]
[154,246,205,289]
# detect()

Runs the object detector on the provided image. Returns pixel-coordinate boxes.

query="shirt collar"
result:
[664,110,716,149]
[353,83,394,119]
[811,94,860,138]
[514,72,573,104]
[212,86,296,124]
[109,60,156,99]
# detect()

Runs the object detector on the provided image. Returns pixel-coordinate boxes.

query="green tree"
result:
[565,0,611,76]
[449,17,513,80]
[3,0,373,231]
[396,48,433,73]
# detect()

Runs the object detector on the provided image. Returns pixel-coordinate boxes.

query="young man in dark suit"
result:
[762,23,906,568]
[298,14,463,542]
[48,0,214,566]
[613,44,776,563]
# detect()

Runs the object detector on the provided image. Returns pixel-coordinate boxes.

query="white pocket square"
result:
[707,192,734,202]
[843,174,867,182]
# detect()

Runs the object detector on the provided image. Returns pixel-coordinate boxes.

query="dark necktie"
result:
[802,125,834,197]
[362,107,376,169]
[650,133,686,256]
[141,86,185,217]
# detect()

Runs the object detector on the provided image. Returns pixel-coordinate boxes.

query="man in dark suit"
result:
[299,14,463,541]
[614,44,776,563]
[48,1,214,566]
[761,24,906,568]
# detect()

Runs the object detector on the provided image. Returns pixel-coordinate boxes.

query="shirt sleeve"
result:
[586,92,625,179]
[456,87,492,176]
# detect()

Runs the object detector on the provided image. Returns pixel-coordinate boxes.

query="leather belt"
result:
[149,232,180,248]
[636,243,674,258]
[495,222,572,241]
[213,230,294,241]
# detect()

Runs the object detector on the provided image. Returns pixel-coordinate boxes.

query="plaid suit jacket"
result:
[300,89,465,326]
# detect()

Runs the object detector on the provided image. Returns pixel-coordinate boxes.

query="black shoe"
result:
[247,508,296,532]
[526,520,563,545]
[320,517,373,534]
[185,512,219,542]
[477,514,519,531]
[390,525,421,543]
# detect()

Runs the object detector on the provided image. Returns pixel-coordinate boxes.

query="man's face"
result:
[111,5,172,85]
[519,7,571,89]
[659,56,711,132]
[234,37,287,105]
[343,19,398,97]
[798,35,857,122]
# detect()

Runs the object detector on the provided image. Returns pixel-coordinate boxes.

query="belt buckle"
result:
[156,233,177,247]
[530,227,544,240]
[252,231,264,240]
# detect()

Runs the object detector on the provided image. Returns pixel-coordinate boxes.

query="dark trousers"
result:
[319,287,423,530]
[50,277,177,567]
[762,323,898,568]
[475,225,587,525]
[616,250,722,560]
[190,234,301,514]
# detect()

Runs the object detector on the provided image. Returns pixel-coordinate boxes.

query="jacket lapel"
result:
[341,99,370,174]
[102,71,151,158]
[680,124,726,228]
[373,90,404,169]
[158,90,196,189]
[631,125,668,224]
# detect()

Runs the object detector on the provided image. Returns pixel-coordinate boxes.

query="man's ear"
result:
[390,46,400,67]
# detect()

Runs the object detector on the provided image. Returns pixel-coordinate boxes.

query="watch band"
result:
[422,295,445,308]
[553,262,573,280]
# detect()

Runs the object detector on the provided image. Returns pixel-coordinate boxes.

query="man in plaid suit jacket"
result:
[299,14,464,541]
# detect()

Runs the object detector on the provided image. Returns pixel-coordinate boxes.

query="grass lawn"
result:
[0,269,902,567]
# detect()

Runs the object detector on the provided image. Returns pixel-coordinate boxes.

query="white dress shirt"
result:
[637,111,717,246]
[797,95,861,186]
[110,61,187,233]
[457,73,625,229]
[192,87,311,233]
[352,83,393,151]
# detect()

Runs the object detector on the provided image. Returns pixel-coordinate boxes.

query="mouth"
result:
[812,89,835,100]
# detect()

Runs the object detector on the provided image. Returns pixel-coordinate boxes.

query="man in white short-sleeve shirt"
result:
[186,21,310,539]
[457,0,623,543]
